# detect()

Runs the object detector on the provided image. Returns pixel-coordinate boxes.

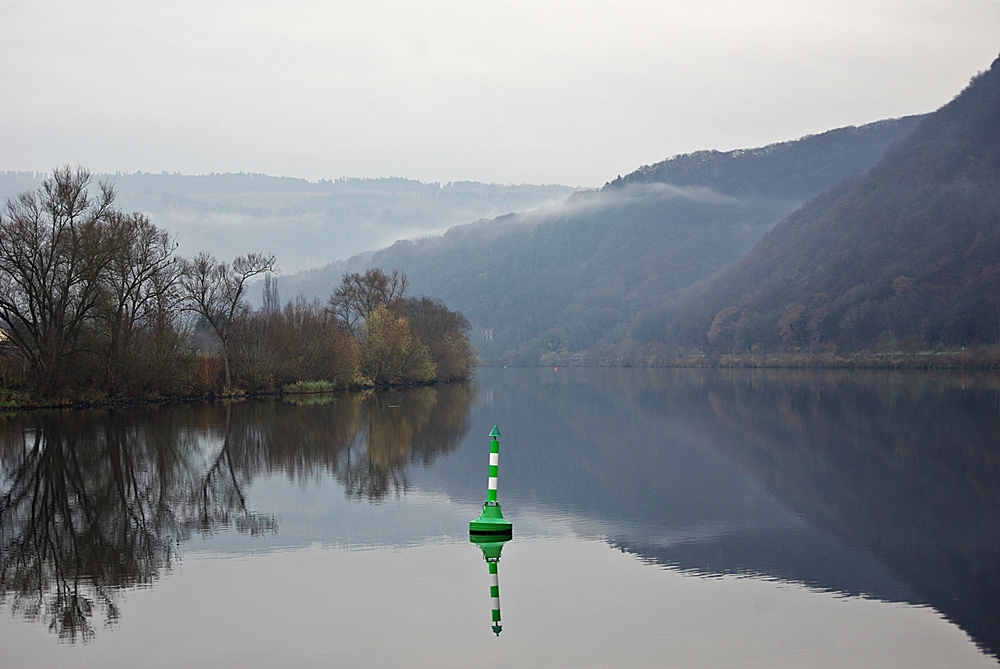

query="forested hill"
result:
[605,116,924,199]
[670,54,1000,354]
[281,116,925,365]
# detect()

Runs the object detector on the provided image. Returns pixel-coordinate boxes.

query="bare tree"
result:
[0,167,115,395]
[261,273,280,314]
[329,268,408,339]
[98,211,180,391]
[181,252,276,389]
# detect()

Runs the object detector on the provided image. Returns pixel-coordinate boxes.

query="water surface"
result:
[1,368,998,667]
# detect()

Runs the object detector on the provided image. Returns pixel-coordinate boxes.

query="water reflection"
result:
[425,368,1000,659]
[0,410,244,642]
[1,368,998,664]
[470,535,510,636]
[0,383,475,641]
[688,370,1000,659]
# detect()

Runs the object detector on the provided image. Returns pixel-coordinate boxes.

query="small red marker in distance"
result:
[554,367,558,371]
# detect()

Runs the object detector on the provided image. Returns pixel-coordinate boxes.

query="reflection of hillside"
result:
[441,369,795,528]
[674,370,1000,659]
[0,382,475,640]
[608,525,921,606]
[418,368,1000,659]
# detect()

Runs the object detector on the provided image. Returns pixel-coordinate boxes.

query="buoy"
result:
[469,425,512,537]
[469,426,512,635]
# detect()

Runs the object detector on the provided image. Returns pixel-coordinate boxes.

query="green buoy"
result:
[469,425,513,537]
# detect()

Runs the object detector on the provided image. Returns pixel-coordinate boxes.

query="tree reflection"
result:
[219,383,475,501]
[0,381,475,640]
[1,413,181,641]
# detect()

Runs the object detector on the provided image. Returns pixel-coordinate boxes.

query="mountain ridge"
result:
[669,54,1000,354]
[279,114,927,363]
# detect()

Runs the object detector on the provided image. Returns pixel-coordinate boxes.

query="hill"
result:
[280,116,924,364]
[605,117,924,200]
[669,54,1000,354]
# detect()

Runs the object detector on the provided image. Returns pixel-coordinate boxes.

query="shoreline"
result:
[0,378,466,413]
[493,349,1000,371]
[657,351,1000,370]
[7,349,1000,411]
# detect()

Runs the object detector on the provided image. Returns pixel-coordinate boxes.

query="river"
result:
[1,367,997,667]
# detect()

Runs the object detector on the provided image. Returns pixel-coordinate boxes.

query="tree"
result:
[278,296,357,386]
[330,268,408,338]
[360,305,435,385]
[402,297,476,379]
[0,167,116,395]
[777,302,807,351]
[261,273,280,314]
[707,305,740,354]
[98,211,181,392]
[181,252,275,389]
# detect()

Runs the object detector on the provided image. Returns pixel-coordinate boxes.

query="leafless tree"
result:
[181,252,276,389]
[98,211,181,391]
[329,268,408,339]
[0,166,116,395]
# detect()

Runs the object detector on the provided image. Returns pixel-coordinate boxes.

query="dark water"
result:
[1,368,998,667]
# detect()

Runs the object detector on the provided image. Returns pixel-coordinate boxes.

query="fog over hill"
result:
[279,115,924,364]
[0,172,576,273]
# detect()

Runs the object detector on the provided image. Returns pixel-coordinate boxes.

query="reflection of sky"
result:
[200,461,919,607]
[2,486,992,669]
[193,367,951,607]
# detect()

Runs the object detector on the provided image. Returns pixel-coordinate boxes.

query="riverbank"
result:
[0,378,467,412]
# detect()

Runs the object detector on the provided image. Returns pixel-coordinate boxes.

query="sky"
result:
[2,0,999,187]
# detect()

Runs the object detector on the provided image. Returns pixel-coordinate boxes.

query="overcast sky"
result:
[2,0,998,187]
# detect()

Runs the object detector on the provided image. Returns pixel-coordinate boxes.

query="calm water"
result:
[1,368,998,668]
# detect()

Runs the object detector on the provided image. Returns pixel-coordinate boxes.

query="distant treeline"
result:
[286,66,1000,368]
[0,170,574,198]
[0,167,475,402]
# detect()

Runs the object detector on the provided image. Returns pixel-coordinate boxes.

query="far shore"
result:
[654,350,1000,370]
[497,348,1000,371]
